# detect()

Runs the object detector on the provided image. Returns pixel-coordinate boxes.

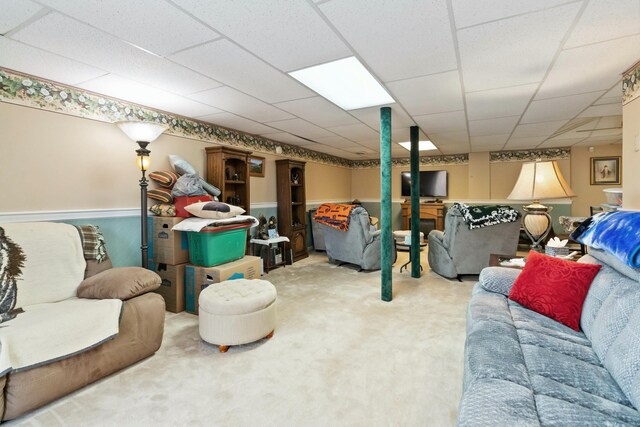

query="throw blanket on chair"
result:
[571,211,640,268]
[75,225,107,263]
[453,203,520,229]
[314,203,356,231]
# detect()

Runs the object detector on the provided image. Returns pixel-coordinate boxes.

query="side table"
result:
[250,236,290,273]
[395,240,428,273]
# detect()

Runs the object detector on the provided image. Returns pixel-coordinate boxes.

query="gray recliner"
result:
[319,206,388,271]
[427,207,521,279]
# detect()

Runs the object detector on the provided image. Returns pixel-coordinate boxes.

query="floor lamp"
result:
[116,121,168,268]
[508,160,575,252]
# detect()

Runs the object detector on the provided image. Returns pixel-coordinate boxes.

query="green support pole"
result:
[380,107,392,301]
[410,126,421,278]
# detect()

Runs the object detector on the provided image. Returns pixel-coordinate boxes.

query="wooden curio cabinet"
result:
[276,159,308,262]
[205,146,251,214]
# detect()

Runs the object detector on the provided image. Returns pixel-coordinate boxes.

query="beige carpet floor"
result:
[9,251,477,427]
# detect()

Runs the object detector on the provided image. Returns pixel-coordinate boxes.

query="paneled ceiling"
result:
[1,0,638,160]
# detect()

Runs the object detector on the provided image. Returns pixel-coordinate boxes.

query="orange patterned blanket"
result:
[314,203,356,231]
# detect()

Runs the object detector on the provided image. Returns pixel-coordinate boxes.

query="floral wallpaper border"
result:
[0,68,353,167]
[623,61,640,105]
[489,148,571,163]
[1,68,574,169]
[351,154,469,169]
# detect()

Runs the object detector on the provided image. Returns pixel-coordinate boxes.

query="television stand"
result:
[401,202,445,231]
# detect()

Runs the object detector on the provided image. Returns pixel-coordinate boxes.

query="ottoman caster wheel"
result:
[265,330,274,339]
[219,345,229,353]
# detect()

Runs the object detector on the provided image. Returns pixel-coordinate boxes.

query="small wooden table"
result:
[250,236,290,273]
[489,254,524,270]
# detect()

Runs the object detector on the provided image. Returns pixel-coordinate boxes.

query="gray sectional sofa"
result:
[458,248,640,426]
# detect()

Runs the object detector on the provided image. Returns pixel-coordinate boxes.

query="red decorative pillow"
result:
[508,251,601,331]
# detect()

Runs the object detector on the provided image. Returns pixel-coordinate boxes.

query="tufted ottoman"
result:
[199,279,277,353]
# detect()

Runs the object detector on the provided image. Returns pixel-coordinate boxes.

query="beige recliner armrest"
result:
[77,267,161,301]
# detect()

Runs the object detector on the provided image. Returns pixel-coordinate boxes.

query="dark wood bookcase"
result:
[205,146,251,214]
[276,159,308,262]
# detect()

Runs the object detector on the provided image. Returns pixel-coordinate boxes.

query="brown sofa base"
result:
[2,293,165,421]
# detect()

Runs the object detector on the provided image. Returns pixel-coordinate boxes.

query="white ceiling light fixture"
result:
[289,56,395,110]
[398,140,437,151]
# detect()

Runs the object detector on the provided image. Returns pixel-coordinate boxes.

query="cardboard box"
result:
[174,195,213,217]
[148,216,189,265]
[184,256,261,314]
[148,261,185,313]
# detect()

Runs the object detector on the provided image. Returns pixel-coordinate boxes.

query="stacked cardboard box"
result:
[147,216,189,313]
[184,255,261,314]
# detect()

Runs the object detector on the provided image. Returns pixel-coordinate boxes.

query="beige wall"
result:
[0,103,350,212]
[489,159,571,200]
[570,144,623,216]
[351,164,469,200]
[468,152,490,199]
[623,96,640,210]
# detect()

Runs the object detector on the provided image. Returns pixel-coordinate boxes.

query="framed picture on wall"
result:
[590,156,621,185]
[249,156,265,177]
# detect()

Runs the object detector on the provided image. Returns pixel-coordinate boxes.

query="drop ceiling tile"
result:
[326,123,379,142]
[602,83,622,99]
[465,83,538,120]
[565,0,640,48]
[341,146,376,154]
[470,134,510,146]
[586,128,622,137]
[386,71,463,116]
[538,138,583,148]
[308,144,351,157]
[264,118,334,139]
[11,13,221,95]
[594,97,620,106]
[522,92,604,124]
[79,74,223,117]
[579,103,623,118]
[259,132,315,146]
[273,96,359,128]
[597,115,623,128]
[458,3,581,92]
[171,39,313,103]
[318,0,457,81]
[429,131,470,145]
[314,135,358,148]
[414,110,467,134]
[511,120,568,138]
[197,112,279,135]
[471,144,505,152]
[451,0,570,28]
[36,0,219,56]
[391,127,430,144]
[190,86,293,122]
[536,36,640,99]
[468,116,519,136]
[348,106,414,131]
[0,0,42,34]
[173,0,351,72]
[0,36,105,85]
[504,136,547,149]
[439,144,471,154]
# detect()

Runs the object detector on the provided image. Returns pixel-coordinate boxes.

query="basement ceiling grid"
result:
[1,0,637,160]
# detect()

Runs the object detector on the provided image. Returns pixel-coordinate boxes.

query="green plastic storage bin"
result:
[186,224,250,267]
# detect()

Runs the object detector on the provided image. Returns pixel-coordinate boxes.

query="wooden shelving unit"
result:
[205,146,252,214]
[276,159,308,262]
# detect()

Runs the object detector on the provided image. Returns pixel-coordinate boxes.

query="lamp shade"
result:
[508,161,575,201]
[116,121,167,142]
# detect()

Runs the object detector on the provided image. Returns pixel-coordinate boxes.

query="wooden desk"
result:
[400,202,445,231]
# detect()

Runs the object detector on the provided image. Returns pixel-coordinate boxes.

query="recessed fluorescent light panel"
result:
[399,140,437,151]
[289,57,394,110]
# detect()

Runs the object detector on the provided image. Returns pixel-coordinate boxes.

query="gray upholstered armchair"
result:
[319,206,388,271]
[427,207,521,279]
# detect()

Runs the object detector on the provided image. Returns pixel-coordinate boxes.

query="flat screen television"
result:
[401,170,448,198]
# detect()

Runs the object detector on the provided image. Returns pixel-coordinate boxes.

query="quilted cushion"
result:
[199,279,276,315]
[509,251,601,331]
